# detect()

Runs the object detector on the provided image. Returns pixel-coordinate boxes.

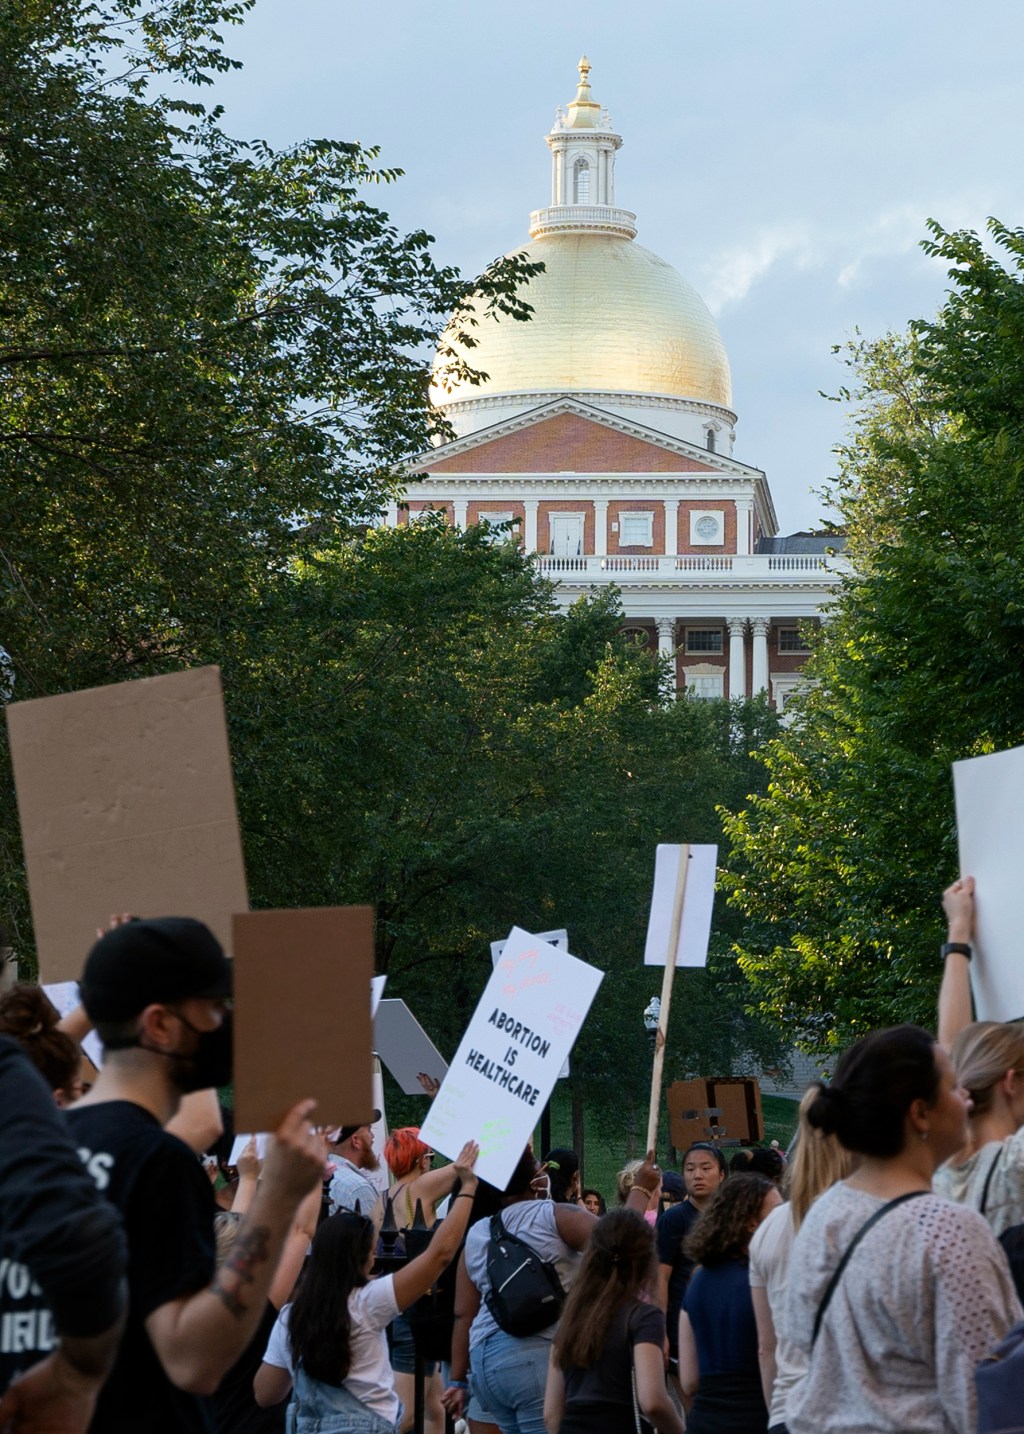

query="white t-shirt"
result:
[263,1275,401,1422]
[464,1200,581,1351]
[784,1182,1021,1434]
[933,1127,1024,1236]
[748,1199,797,1430]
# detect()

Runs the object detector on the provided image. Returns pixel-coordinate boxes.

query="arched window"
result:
[573,157,591,204]
[706,428,716,453]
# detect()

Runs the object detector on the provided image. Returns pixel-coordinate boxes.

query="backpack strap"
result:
[979,1144,1004,1217]
[811,1190,929,1349]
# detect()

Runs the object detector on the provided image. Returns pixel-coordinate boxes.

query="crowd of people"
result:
[1,875,1024,1433]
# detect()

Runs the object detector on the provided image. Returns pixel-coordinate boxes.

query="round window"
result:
[695,515,720,541]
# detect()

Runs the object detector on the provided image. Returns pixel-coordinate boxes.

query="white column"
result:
[524,499,539,553]
[385,501,399,528]
[663,500,679,557]
[751,617,770,694]
[728,619,747,700]
[593,499,608,557]
[452,498,468,530]
[656,619,677,697]
[735,500,753,556]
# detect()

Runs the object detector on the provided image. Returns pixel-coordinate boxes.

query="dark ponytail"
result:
[806,1025,940,1158]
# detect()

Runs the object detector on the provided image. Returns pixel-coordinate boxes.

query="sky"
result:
[198,0,1024,532]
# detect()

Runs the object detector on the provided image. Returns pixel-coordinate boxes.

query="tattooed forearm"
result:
[211,1225,271,1318]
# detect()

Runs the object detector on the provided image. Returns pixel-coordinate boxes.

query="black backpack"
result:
[483,1210,566,1336]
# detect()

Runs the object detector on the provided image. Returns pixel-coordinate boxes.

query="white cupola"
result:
[530,57,638,240]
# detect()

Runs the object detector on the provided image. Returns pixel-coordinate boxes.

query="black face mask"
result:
[107,1008,234,1091]
[171,1008,233,1092]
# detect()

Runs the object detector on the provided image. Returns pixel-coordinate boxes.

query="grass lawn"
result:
[534,1089,800,1204]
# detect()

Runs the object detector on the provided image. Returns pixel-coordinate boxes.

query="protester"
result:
[0,1032,127,1433]
[253,1141,481,1431]
[678,1173,780,1433]
[444,1150,661,1434]
[616,1157,661,1223]
[0,983,83,1105]
[580,1188,606,1217]
[383,1127,467,1434]
[935,875,1024,1235]
[68,916,325,1433]
[656,1141,727,1376]
[730,1146,786,1185]
[785,1024,1021,1434]
[544,1207,684,1434]
[661,1170,685,1209]
[327,1116,384,1219]
[542,1148,581,1205]
[748,1087,852,1434]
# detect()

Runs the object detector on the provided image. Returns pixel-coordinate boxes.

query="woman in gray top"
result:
[784,1025,1020,1434]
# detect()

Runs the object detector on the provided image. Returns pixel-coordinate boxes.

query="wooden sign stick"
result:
[646,844,691,1156]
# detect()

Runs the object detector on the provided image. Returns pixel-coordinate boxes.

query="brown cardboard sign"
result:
[7,667,249,982]
[668,1076,763,1150]
[232,907,375,1134]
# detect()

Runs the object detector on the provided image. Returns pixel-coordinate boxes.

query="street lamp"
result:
[642,996,661,1052]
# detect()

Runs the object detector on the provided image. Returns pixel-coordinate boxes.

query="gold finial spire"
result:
[565,54,601,129]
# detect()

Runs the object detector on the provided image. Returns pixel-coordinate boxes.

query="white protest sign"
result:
[370,975,387,1017]
[491,930,570,1078]
[43,982,105,1070]
[229,1132,270,1164]
[490,929,567,962]
[419,928,603,1189]
[373,998,449,1095]
[644,844,718,967]
[954,745,1024,1021]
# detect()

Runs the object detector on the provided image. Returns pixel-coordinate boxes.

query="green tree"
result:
[0,0,536,943]
[723,219,1024,1053]
[223,517,785,1134]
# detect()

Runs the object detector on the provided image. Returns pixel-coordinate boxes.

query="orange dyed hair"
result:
[385,1126,429,1179]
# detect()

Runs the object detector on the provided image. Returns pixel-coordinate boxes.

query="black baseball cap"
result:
[336,1113,382,1143]
[80,917,232,1023]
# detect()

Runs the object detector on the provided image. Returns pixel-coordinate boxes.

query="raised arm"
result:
[392,1142,480,1310]
[938,876,976,1050]
[145,1099,323,1396]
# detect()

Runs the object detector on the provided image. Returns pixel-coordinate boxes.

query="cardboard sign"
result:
[232,907,374,1133]
[668,1077,763,1150]
[419,928,603,1189]
[953,745,1024,1021]
[644,844,718,967]
[491,930,570,1078]
[6,667,248,981]
[374,998,449,1095]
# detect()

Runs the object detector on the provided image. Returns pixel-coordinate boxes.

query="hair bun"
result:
[805,1081,846,1136]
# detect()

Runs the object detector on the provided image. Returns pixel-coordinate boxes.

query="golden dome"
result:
[432,231,732,411]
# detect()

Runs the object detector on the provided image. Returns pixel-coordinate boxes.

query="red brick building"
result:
[392,59,848,709]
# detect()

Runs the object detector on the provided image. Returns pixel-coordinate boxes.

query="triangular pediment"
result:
[411,399,763,479]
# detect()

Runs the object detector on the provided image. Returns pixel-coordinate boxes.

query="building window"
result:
[573,158,591,204]
[619,511,653,547]
[685,628,723,654]
[690,510,724,546]
[706,428,716,452]
[477,511,515,541]
[777,626,812,653]
[684,668,725,701]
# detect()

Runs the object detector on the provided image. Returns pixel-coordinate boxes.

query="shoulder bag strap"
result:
[626,1303,643,1434]
[811,1190,929,1349]
[979,1144,1004,1217]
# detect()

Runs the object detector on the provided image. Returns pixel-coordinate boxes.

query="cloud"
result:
[700,225,816,313]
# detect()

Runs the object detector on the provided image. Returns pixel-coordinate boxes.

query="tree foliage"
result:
[722,219,1024,1052]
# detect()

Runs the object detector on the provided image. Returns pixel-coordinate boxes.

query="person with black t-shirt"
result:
[0,1035,127,1433]
[68,917,325,1434]
[545,1207,683,1434]
[656,1142,727,1371]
